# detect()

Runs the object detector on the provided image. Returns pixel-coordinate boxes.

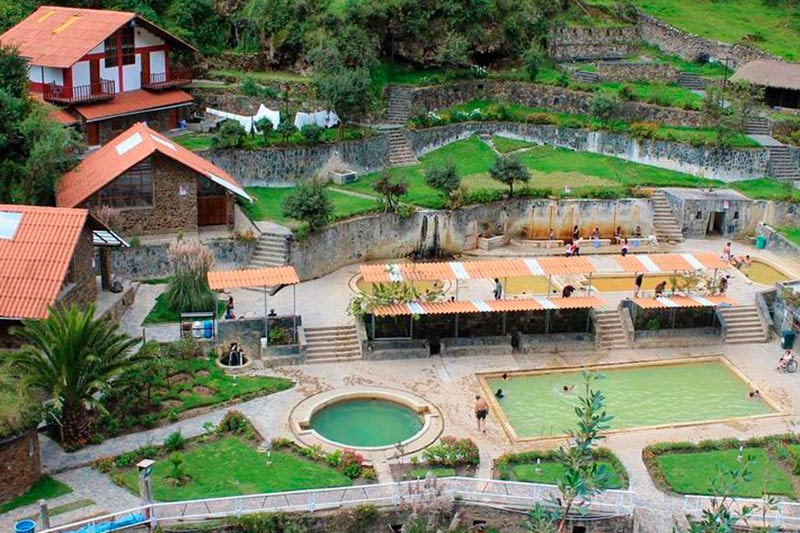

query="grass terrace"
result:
[0,476,72,514]
[242,186,379,227]
[496,449,628,490]
[142,295,226,325]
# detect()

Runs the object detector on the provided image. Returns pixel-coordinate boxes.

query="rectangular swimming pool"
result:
[483,358,776,440]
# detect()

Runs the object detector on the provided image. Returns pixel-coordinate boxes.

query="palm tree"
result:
[10,304,143,449]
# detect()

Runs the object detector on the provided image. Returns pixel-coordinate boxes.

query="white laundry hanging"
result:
[293,110,340,130]
[206,104,280,134]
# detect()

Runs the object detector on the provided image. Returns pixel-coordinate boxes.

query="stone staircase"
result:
[767,145,800,181]
[651,190,684,243]
[719,305,770,344]
[387,84,414,125]
[573,70,599,84]
[386,127,418,167]
[595,309,629,350]
[249,232,290,268]
[304,325,362,363]
[745,116,771,136]
[678,72,704,90]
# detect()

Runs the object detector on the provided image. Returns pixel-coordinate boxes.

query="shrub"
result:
[526,112,557,125]
[629,121,660,140]
[282,182,333,231]
[326,449,343,467]
[166,337,205,360]
[276,120,298,143]
[589,91,620,121]
[114,451,139,468]
[93,456,115,473]
[164,430,186,451]
[618,84,636,101]
[213,120,247,149]
[163,239,216,314]
[523,45,546,81]
[300,124,324,144]
[240,77,260,97]
[422,436,479,466]
[217,410,250,434]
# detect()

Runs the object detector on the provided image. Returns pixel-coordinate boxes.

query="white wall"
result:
[150,50,166,75]
[28,66,63,85]
[122,55,141,91]
[88,42,104,55]
[134,26,164,48]
[101,61,119,92]
[72,61,90,87]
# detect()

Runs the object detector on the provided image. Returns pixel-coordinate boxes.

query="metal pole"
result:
[264,287,269,345]
[292,284,297,344]
[588,272,593,296]
[409,315,414,339]
[546,274,552,296]
[712,268,718,294]
[502,312,507,335]
[371,314,376,340]
[454,313,459,338]
[545,309,550,334]
[456,279,459,300]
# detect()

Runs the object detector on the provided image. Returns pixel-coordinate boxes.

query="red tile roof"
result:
[207,267,299,290]
[0,6,195,69]
[0,204,89,320]
[57,122,251,208]
[73,89,193,122]
[30,92,79,124]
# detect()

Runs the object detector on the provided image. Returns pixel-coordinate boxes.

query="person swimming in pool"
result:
[495,389,504,399]
[562,384,575,393]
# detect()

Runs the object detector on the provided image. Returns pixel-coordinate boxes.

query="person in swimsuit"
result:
[634,272,644,298]
[474,395,489,433]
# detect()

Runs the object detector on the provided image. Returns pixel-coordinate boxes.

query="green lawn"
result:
[119,437,351,501]
[408,467,457,479]
[241,186,379,226]
[779,227,800,248]
[509,462,623,490]
[632,0,800,60]
[492,136,535,154]
[728,179,800,202]
[0,476,72,514]
[596,81,704,110]
[142,294,226,325]
[656,448,795,498]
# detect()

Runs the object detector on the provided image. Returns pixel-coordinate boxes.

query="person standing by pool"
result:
[722,242,732,263]
[634,273,644,298]
[225,296,235,320]
[474,395,489,433]
[493,278,503,300]
[718,274,731,294]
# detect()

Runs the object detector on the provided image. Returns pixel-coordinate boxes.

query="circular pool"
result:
[310,398,423,447]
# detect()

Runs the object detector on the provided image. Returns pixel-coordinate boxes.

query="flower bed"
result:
[494,448,629,490]
[390,436,479,481]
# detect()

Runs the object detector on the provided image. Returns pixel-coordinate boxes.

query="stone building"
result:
[57,122,252,237]
[0,205,125,346]
[661,188,755,239]
[0,5,196,145]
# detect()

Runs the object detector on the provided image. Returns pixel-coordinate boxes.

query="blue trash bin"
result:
[15,519,36,533]
[203,319,213,339]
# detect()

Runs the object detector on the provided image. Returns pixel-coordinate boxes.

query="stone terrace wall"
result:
[291,198,652,280]
[637,12,778,69]
[407,122,770,182]
[205,134,388,186]
[597,62,679,83]
[408,80,707,127]
[552,26,640,61]
[0,430,41,503]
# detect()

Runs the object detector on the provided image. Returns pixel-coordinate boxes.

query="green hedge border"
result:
[494,447,629,489]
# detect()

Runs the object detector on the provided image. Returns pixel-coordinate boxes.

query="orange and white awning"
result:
[371,297,605,317]
[614,253,726,273]
[207,266,299,290]
[633,295,736,309]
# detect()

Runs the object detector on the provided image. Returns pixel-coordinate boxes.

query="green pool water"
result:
[487,361,773,439]
[310,399,424,447]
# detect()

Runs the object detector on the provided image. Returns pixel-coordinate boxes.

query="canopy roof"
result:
[731,60,800,91]
[633,295,736,309]
[207,266,299,290]
[615,253,726,273]
[371,296,605,317]
[360,257,596,283]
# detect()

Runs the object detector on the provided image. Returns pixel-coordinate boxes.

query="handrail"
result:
[142,69,191,87]
[34,478,635,533]
[684,494,800,528]
[43,79,115,103]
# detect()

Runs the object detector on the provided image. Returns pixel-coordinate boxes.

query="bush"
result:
[165,338,205,360]
[629,121,660,140]
[276,121,298,143]
[341,448,364,478]
[526,112,557,125]
[217,410,250,435]
[300,124,324,144]
[523,45,546,81]
[164,239,216,314]
[282,182,333,231]
[422,436,479,467]
[213,120,247,148]
[326,449,343,467]
[164,430,187,451]
[589,91,620,121]
[93,456,115,473]
[618,84,636,101]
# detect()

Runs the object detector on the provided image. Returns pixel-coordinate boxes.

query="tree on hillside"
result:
[0,45,82,205]
[489,154,530,199]
[588,90,620,122]
[373,171,408,213]
[424,162,461,202]
[282,181,333,231]
[10,305,143,449]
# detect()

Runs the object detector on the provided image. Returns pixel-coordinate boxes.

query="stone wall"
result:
[662,189,762,239]
[0,429,41,503]
[407,122,770,182]
[637,12,778,69]
[59,227,98,309]
[597,62,679,83]
[290,198,652,280]
[206,134,388,186]
[552,26,641,61]
[111,237,256,279]
[408,80,707,127]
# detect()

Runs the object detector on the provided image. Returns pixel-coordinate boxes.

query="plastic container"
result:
[781,330,796,350]
[15,519,36,533]
[203,320,213,339]
[192,321,202,338]
[756,235,767,249]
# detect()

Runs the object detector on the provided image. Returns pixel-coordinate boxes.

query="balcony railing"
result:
[141,69,192,90]
[43,79,115,105]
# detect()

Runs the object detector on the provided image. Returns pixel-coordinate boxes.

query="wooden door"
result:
[90,59,100,94]
[168,108,179,129]
[87,123,99,145]
[141,52,150,86]
[197,196,227,226]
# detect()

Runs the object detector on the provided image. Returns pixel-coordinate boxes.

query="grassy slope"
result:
[656,448,795,498]
[0,476,72,514]
[241,187,378,225]
[142,295,226,325]
[492,136,535,154]
[510,462,622,489]
[120,437,351,501]
[632,0,800,60]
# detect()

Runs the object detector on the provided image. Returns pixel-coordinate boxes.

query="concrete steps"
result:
[719,305,769,344]
[386,128,418,167]
[249,232,290,269]
[651,190,684,243]
[595,309,629,349]
[678,72,704,90]
[387,85,413,125]
[745,116,771,136]
[304,325,362,363]
[768,145,800,181]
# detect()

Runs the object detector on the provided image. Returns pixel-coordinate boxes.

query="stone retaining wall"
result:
[290,198,652,280]
[552,26,641,61]
[408,80,707,127]
[407,122,769,182]
[637,12,778,69]
[0,429,41,503]
[597,62,679,83]
[205,134,388,186]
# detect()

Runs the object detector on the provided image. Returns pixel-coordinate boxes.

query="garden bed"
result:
[642,435,800,498]
[494,448,629,490]
[390,436,479,481]
[142,294,226,325]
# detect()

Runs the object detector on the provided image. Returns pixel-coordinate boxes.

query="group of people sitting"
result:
[561,225,644,258]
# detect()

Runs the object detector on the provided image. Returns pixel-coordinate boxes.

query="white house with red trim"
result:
[1,6,197,145]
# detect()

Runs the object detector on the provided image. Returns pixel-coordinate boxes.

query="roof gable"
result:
[56,123,251,208]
